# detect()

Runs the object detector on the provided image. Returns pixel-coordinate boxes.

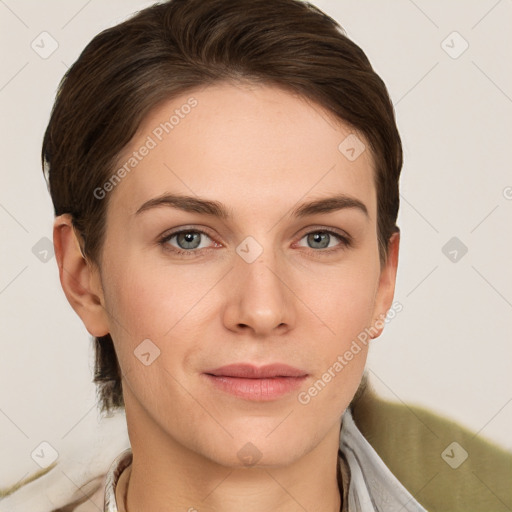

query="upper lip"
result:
[205,363,308,379]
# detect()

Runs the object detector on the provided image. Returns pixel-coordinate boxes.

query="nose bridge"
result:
[224,239,294,335]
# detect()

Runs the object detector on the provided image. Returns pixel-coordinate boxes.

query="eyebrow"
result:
[134,193,368,219]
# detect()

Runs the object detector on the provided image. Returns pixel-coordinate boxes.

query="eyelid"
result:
[159,224,219,240]
[295,225,351,241]
[298,225,353,243]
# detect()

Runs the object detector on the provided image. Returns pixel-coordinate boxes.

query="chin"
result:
[198,428,312,469]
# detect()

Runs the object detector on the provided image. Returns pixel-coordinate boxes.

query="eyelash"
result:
[158,227,352,258]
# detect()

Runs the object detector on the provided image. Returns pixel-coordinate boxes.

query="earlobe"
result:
[370,230,400,339]
[53,214,110,337]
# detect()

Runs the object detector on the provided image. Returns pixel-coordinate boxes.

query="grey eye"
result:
[176,231,203,250]
[306,232,333,249]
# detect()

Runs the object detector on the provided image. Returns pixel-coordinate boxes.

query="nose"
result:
[222,249,296,337]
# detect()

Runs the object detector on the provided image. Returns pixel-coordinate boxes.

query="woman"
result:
[42,0,425,510]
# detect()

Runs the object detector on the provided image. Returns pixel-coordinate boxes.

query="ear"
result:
[370,230,400,339]
[53,214,110,337]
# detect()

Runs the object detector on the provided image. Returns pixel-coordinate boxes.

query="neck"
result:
[125,460,341,512]
[120,403,344,512]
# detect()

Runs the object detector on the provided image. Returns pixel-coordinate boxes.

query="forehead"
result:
[109,81,376,220]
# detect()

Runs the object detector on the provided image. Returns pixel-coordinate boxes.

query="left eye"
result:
[297,231,346,250]
[162,230,213,251]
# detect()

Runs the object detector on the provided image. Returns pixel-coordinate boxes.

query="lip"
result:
[206,363,308,378]
[203,363,308,401]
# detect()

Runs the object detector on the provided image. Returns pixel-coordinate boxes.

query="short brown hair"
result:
[42,0,402,414]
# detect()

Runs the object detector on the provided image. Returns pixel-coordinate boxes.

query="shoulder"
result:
[351,386,512,511]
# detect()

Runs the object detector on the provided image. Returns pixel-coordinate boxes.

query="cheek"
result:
[102,254,203,340]
[100,259,195,404]
[99,252,221,393]
[312,262,380,340]
[302,260,378,394]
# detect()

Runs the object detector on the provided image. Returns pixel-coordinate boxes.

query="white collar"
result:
[339,409,427,511]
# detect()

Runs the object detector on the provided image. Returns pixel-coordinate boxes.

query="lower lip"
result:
[203,374,307,401]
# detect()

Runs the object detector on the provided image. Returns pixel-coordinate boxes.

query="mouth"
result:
[202,363,308,401]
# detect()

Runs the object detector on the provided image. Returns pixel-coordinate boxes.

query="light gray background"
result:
[1,0,511,489]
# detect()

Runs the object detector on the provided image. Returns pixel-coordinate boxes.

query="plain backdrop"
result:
[1,0,511,486]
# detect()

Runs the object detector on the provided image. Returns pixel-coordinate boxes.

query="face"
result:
[76,81,397,467]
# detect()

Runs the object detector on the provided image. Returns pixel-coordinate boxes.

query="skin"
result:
[54,81,399,512]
